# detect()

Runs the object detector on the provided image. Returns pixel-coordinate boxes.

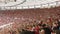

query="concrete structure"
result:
[0,0,60,10]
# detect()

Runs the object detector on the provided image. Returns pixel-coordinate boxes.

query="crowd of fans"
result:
[19,18,60,34]
[0,17,60,34]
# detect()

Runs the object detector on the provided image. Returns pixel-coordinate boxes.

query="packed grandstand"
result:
[0,0,60,34]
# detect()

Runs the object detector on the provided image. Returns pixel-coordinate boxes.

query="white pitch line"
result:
[0,23,13,28]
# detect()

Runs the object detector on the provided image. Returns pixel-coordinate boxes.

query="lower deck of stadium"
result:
[0,7,60,34]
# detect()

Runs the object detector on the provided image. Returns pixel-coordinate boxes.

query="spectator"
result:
[41,24,52,34]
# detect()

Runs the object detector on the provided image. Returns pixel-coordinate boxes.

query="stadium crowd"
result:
[0,17,60,34]
[19,18,60,34]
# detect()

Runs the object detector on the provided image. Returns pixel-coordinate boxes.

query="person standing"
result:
[41,24,52,34]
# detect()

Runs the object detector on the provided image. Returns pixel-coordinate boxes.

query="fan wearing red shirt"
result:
[34,25,40,34]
